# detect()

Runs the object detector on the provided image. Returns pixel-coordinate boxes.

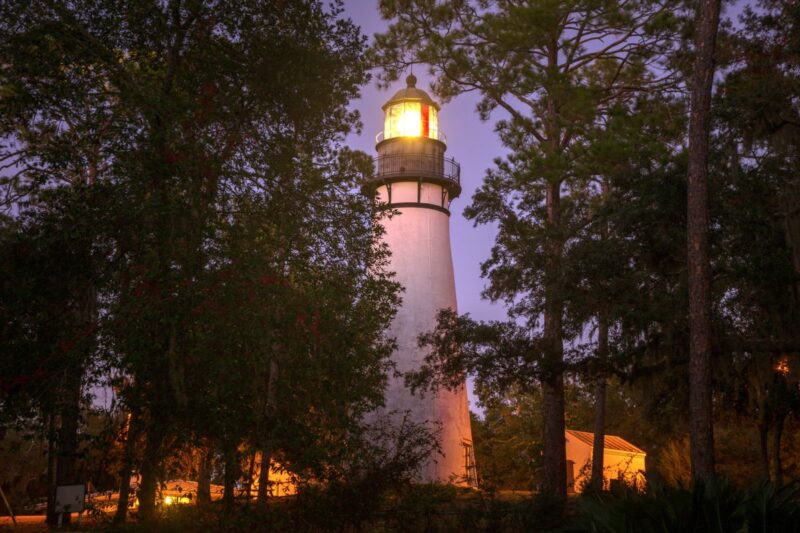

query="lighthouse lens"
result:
[383,102,440,141]
[384,101,421,138]
[398,104,421,136]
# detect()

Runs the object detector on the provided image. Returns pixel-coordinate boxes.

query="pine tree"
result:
[376,0,680,498]
[686,0,722,482]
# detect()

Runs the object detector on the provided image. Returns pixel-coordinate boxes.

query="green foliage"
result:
[284,416,439,530]
[471,403,539,491]
[0,185,107,424]
[0,0,405,519]
[572,479,800,533]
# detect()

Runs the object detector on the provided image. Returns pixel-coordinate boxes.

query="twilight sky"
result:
[342,1,510,326]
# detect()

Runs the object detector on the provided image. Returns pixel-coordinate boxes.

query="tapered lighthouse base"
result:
[376,196,475,485]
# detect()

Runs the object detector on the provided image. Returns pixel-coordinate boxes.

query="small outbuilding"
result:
[565,429,646,493]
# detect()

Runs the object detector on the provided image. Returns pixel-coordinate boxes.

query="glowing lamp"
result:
[163,494,190,505]
[381,75,440,142]
[384,101,439,139]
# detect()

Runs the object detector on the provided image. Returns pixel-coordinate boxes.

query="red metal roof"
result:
[566,429,646,455]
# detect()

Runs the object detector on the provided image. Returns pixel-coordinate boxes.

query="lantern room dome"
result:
[381,74,440,111]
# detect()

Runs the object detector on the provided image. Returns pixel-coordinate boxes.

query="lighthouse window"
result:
[428,106,439,139]
[384,102,439,141]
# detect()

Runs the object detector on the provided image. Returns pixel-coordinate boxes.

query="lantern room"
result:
[383,100,439,140]
[365,74,461,208]
[378,74,444,144]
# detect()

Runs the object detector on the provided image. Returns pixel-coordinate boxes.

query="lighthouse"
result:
[363,75,477,486]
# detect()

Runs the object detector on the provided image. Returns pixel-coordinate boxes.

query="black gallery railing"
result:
[373,153,461,185]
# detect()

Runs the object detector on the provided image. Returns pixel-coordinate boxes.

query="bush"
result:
[571,478,800,533]
[378,486,564,532]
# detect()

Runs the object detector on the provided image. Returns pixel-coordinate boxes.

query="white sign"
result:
[54,484,85,514]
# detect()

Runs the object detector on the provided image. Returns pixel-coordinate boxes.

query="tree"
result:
[0,0,117,518]
[176,159,401,510]
[376,0,680,497]
[0,187,108,523]
[1,0,404,521]
[715,0,800,299]
[686,0,723,483]
[709,0,800,484]
[563,92,687,490]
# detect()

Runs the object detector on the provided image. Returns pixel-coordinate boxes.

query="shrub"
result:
[571,478,800,533]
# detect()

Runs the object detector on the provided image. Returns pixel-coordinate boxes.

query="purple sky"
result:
[342,1,510,327]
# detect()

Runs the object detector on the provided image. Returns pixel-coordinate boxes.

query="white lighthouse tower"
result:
[364,75,477,486]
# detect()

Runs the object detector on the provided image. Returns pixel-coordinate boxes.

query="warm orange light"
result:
[775,356,790,375]
[163,494,190,506]
[383,101,439,141]
[397,106,422,136]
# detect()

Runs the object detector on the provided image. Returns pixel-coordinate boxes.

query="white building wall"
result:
[374,190,474,484]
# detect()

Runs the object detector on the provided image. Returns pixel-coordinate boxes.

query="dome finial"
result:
[406,73,417,88]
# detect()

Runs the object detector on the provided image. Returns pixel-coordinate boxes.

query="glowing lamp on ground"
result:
[163,494,190,505]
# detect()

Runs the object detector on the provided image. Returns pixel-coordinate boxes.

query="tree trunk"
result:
[591,179,610,492]
[222,443,239,514]
[773,415,785,486]
[138,425,163,520]
[54,370,83,526]
[245,449,256,504]
[686,0,722,484]
[48,282,95,525]
[45,411,58,526]
[541,180,566,499]
[197,447,212,506]
[114,410,139,524]
[591,315,609,491]
[758,422,770,482]
[257,447,272,506]
[257,358,279,506]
